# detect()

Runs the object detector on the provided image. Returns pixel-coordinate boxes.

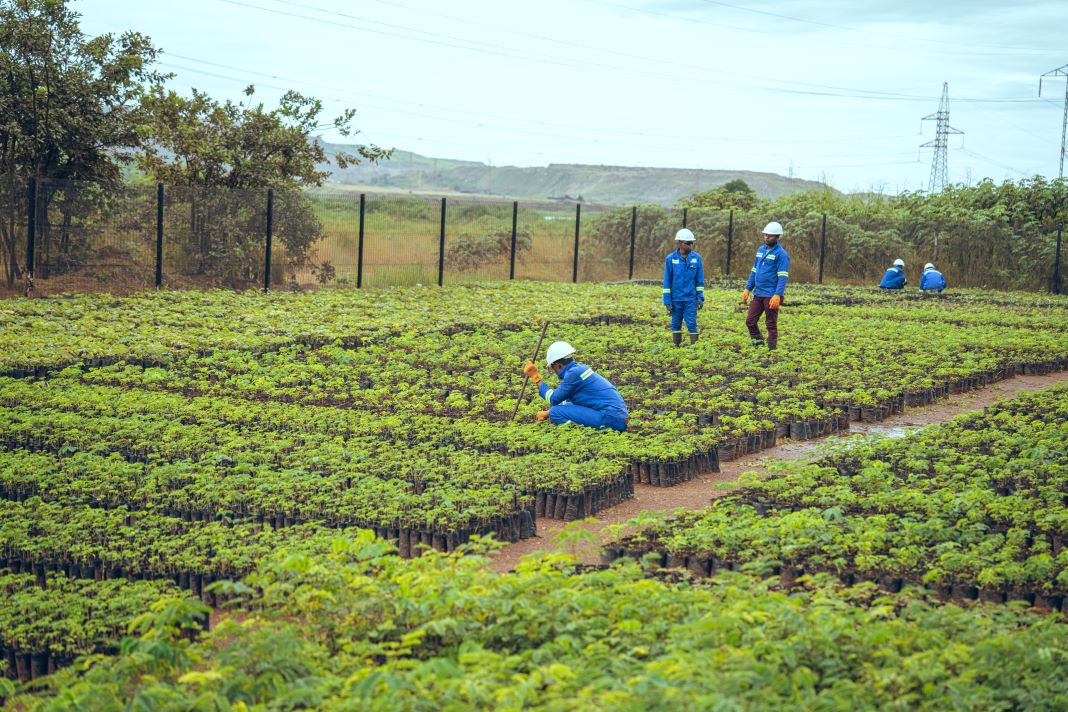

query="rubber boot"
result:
[672,332,682,347]
[689,333,699,346]
[767,338,778,351]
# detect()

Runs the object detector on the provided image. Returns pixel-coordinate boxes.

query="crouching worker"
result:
[522,341,629,430]
[920,262,947,293]
[879,259,908,289]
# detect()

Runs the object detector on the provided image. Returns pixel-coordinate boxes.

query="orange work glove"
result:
[769,294,781,309]
[741,289,750,305]
[523,360,541,383]
[535,409,550,423]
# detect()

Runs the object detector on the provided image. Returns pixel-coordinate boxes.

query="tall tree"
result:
[137,85,389,285]
[0,0,163,285]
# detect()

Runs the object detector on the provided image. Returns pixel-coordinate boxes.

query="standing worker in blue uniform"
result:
[522,341,629,430]
[920,262,947,293]
[741,221,790,350]
[879,259,908,289]
[662,228,705,346]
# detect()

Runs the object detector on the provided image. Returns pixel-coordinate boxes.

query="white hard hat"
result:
[893,258,905,267]
[924,263,935,271]
[545,341,576,366]
[763,221,783,236]
[675,228,695,242]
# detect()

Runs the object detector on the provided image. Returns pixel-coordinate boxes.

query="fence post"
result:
[25,176,36,294]
[356,193,365,288]
[818,212,827,285]
[628,205,637,280]
[438,197,446,287]
[155,183,164,289]
[682,207,688,229]
[725,209,733,276]
[263,188,273,292]
[1053,224,1063,294]
[572,203,581,283]
[509,200,518,280]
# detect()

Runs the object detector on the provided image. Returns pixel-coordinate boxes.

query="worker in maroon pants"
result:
[741,221,790,350]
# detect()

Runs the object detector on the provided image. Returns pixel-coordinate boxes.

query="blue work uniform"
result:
[538,361,629,431]
[920,269,946,292]
[879,266,907,289]
[662,249,705,334]
[743,241,790,298]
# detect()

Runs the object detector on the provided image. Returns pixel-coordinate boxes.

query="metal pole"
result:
[356,193,365,288]
[682,207,688,229]
[509,200,518,280]
[511,320,550,421]
[572,203,581,283]
[155,183,164,288]
[725,209,733,276]
[818,212,827,285]
[438,197,447,287]
[26,177,36,292]
[1053,224,1063,294]
[628,205,637,280]
[263,188,273,292]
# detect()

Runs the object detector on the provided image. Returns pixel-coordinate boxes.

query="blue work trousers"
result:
[670,301,698,334]
[549,404,628,431]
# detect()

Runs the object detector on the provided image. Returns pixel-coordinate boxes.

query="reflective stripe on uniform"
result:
[751,268,758,273]
[544,388,554,402]
[662,288,671,293]
[579,368,594,380]
[696,286,704,291]
[777,271,789,277]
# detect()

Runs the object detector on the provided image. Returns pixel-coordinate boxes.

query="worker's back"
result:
[879,266,906,289]
[550,361,628,419]
[921,269,946,292]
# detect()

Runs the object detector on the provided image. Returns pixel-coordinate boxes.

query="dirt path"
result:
[489,369,1068,571]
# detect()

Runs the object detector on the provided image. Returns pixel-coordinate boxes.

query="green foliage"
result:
[11,533,1068,709]
[675,177,1068,289]
[0,0,164,285]
[619,385,1068,599]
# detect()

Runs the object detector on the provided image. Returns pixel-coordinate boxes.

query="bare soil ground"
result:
[489,369,1068,571]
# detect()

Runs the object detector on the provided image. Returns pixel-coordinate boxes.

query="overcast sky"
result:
[80,0,1068,194]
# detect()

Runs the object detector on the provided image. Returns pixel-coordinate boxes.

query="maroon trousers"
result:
[746,297,779,339]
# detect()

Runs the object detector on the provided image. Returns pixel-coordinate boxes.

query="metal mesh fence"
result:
[513,201,577,282]
[442,196,516,284]
[0,180,1062,296]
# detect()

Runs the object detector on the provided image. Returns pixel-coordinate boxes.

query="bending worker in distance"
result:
[662,228,705,346]
[522,341,629,430]
[920,262,947,293]
[879,259,908,289]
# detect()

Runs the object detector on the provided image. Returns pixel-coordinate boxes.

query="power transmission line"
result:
[921,83,963,192]
[1039,63,1068,177]
[216,0,1043,104]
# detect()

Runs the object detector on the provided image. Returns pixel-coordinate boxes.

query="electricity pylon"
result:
[1040,64,1068,178]
[921,83,963,192]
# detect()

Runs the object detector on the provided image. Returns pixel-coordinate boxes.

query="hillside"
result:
[319,144,828,206]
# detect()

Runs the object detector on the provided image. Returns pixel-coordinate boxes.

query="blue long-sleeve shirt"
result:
[879,266,907,289]
[538,361,628,420]
[743,242,790,298]
[662,249,705,305]
[920,269,946,292]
